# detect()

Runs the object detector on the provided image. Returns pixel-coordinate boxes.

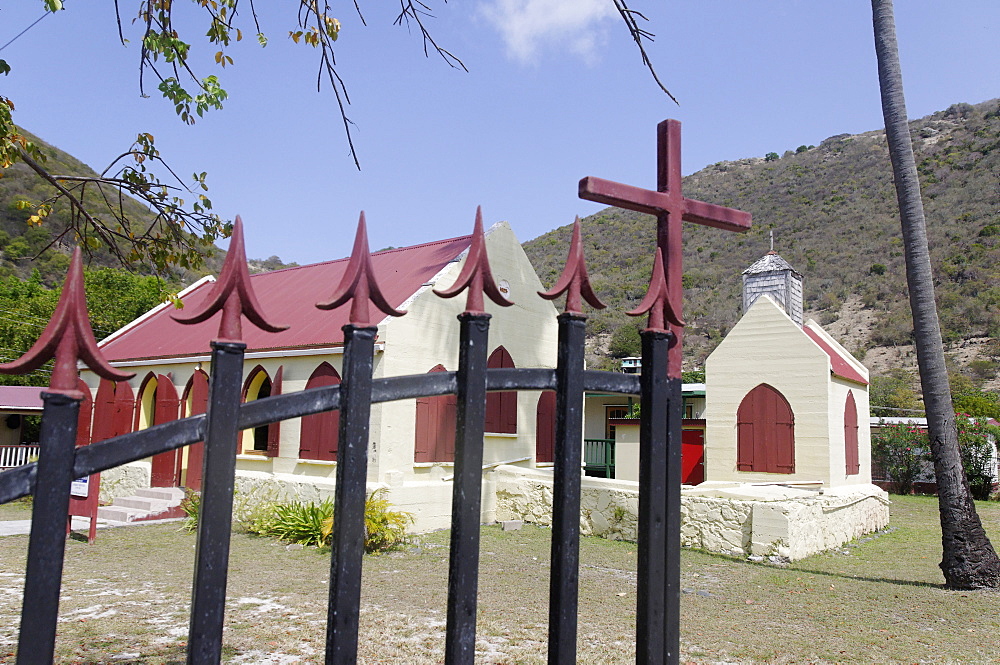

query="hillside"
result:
[524,99,1000,390]
[0,129,227,286]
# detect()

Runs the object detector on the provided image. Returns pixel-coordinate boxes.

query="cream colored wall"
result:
[583,395,633,440]
[704,296,834,485]
[372,221,559,487]
[802,320,872,487]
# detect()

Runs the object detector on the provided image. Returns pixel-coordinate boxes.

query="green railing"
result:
[584,438,615,479]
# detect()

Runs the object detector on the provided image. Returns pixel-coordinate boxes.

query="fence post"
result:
[325,324,377,664]
[187,340,246,665]
[636,328,671,665]
[547,312,587,663]
[16,392,80,665]
[444,311,491,664]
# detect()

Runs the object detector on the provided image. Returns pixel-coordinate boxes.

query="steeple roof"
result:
[742,251,800,276]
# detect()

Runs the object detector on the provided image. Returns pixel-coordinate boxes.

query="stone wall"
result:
[493,466,891,560]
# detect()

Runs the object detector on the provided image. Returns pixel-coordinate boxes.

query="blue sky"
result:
[1,1,998,266]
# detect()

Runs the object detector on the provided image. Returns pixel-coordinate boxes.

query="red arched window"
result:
[414,365,457,463]
[845,390,860,475]
[299,362,341,461]
[736,384,795,474]
[485,346,517,434]
[535,391,556,463]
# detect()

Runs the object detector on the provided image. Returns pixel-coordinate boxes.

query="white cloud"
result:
[480,0,618,63]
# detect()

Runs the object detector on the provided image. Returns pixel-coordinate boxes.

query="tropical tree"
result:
[1,0,669,274]
[871,0,1000,588]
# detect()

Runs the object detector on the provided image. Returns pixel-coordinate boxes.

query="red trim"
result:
[802,326,868,385]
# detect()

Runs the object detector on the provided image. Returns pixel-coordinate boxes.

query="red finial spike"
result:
[172,216,288,342]
[538,216,606,315]
[0,248,134,397]
[433,206,513,315]
[627,247,685,333]
[316,212,406,326]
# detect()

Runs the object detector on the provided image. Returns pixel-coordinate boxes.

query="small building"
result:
[705,252,872,488]
[0,386,43,469]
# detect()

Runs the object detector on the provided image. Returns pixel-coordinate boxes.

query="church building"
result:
[83,221,559,530]
[704,251,873,487]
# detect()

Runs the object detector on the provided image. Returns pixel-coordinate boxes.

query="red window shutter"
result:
[112,381,135,438]
[414,366,456,463]
[736,416,754,470]
[75,380,93,448]
[441,394,457,462]
[266,366,283,457]
[92,378,117,443]
[773,391,795,473]
[151,375,181,487]
[300,363,341,461]
[845,391,860,475]
[535,391,556,463]
[414,396,434,463]
[486,347,517,434]
[184,371,210,492]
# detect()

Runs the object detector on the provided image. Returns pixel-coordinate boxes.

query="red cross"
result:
[579,119,751,378]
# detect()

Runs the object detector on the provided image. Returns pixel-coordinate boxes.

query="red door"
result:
[681,428,705,485]
[150,375,181,487]
[183,371,210,491]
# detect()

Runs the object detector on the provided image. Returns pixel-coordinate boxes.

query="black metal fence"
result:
[0,216,682,665]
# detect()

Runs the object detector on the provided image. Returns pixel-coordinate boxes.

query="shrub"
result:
[268,499,334,547]
[956,416,1000,501]
[362,488,414,553]
[320,488,413,553]
[871,422,929,495]
[180,489,200,532]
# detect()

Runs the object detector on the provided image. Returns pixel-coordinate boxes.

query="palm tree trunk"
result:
[871,0,1000,589]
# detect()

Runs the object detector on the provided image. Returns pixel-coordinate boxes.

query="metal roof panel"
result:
[100,234,472,362]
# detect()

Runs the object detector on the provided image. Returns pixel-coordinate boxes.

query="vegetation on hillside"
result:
[525,98,1000,395]
[0,268,169,388]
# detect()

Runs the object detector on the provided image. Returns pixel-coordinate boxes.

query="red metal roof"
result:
[0,386,45,412]
[100,235,472,362]
[802,326,868,385]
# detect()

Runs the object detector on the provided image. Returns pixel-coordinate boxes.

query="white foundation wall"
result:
[493,466,890,560]
[705,297,836,486]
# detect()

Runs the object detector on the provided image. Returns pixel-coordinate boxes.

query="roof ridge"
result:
[257,233,474,276]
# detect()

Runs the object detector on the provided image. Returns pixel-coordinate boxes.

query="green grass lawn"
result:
[1,494,999,663]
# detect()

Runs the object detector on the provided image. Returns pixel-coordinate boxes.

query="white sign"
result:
[70,476,89,498]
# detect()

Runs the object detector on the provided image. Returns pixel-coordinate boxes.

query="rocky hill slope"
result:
[524,98,1000,391]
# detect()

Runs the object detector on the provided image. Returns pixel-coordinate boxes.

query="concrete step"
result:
[97,506,143,522]
[97,486,187,523]
[135,487,186,502]
[114,497,171,512]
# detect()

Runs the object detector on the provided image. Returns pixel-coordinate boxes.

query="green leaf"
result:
[0,60,10,76]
